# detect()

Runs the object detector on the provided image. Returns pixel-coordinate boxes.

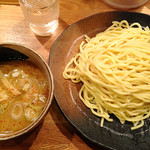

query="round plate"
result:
[49,11,150,150]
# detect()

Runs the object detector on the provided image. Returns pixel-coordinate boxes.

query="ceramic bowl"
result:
[103,0,148,10]
[49,11,150,150]
[0,42,54,140]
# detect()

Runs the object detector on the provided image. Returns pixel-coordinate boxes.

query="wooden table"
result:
[0,0,150,149]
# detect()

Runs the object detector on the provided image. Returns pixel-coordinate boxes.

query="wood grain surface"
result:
[0,0,19,5]
[0,0,150,149]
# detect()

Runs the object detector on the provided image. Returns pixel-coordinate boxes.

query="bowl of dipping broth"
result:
[0,42,54,140]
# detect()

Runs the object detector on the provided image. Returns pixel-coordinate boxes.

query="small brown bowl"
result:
[0,42,54,140]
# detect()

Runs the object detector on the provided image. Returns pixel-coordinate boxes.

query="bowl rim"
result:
[0,42,54,140]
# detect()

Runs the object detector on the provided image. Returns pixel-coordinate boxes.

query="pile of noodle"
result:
[63,20,150,130]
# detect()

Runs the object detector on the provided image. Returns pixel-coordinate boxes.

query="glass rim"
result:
[18,0,58,9]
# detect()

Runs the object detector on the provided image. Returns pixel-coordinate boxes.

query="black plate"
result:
[49,11,150,150]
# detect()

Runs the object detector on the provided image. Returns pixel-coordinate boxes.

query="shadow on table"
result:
[34,18,69,52]
[0,122,43,150]
[50,99,110,150]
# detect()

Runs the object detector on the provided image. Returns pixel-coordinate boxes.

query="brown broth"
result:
[0,60,49,133]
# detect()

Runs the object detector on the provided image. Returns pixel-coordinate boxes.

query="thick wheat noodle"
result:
[63,20,150,130]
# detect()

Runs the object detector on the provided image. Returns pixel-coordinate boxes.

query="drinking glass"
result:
[19,0,59,36]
